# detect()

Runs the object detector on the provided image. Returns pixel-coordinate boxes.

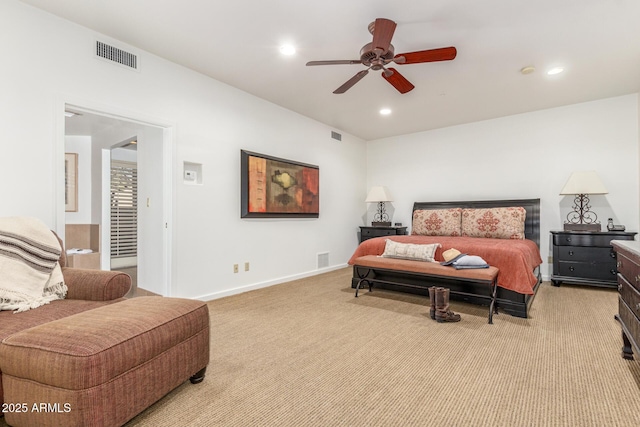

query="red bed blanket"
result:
[348,236,542,295]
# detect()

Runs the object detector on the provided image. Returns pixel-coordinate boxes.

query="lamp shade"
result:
[559,171,608,195]
[365,186,393,203]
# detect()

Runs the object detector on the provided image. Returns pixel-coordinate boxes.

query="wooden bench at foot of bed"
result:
[352,255,499,324]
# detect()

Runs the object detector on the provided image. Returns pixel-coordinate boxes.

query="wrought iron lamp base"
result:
[564,193,601,231]
[371,201,391,227]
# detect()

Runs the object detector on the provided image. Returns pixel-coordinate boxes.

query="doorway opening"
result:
[62,103,172,296]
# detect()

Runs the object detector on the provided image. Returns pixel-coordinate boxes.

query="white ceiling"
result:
[21,0,640,141]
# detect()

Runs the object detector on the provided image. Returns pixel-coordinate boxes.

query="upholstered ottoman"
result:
[0,296,210,427]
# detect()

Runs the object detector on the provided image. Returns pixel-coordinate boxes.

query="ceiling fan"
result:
[306,18,457,94]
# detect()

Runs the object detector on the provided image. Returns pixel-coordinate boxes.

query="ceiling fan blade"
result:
[381,68,414,94]
[371,18,396,56]
[306,60,362,66]
[394,47,457,64]
[333,69,369,94]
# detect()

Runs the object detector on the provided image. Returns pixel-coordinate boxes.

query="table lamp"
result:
[366,186,393,226]
[560,171,608,231]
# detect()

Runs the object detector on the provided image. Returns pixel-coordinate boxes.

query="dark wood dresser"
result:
[550,230,637,288]
[611,240,640,360]
[359,226,407,243]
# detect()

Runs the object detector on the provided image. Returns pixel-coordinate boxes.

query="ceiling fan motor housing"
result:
[360,43,394,70]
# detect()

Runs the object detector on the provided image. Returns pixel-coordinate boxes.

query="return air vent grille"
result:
[96,41,137,70]
[331,131,342,141]
[317,252,329,269]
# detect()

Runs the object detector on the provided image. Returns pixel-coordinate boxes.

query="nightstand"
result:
[550,230,637,288]
[359,226,407,243]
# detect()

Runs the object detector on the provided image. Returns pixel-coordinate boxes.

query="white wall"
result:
[0,1,367,300]
[366,94,640,280]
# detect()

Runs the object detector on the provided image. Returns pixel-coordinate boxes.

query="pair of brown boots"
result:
[428,287,461,322]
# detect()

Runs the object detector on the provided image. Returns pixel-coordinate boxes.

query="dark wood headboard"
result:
[412,198,541,248]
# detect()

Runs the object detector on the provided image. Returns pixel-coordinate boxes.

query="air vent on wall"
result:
[317,252,329,269]
[96,41,138,70]
[331,131,342,141]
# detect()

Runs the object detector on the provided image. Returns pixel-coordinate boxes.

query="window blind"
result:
[110,161,138,258]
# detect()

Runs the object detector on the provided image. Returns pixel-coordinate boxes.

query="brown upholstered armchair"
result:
[0,232,133,417]
[0,231,209,427]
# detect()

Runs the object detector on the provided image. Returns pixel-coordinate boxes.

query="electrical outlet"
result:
[245,262,250,272]
[233,264,239,273]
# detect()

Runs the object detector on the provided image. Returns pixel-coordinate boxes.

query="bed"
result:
[348,198,543,318]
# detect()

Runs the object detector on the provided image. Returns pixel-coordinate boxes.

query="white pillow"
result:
[452,255,490,270]
[381,240,441,262]
[453,255,488,266]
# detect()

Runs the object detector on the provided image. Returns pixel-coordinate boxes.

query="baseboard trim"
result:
[194,263,348,302]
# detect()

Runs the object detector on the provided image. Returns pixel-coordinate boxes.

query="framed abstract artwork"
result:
[241,150,319,218]
[65,153,78,212]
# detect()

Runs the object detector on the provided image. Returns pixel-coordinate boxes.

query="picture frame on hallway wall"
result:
[241,150,319,218]
[65,153,78,212]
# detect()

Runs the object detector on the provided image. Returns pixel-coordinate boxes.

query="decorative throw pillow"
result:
[412,208,462,236]
[461,207,526,239]
[381,240,441,262]
[451,255,490,270]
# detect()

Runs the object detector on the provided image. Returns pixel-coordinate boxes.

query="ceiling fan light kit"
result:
[306,18,457,94]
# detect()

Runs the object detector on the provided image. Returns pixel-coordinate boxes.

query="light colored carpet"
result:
[124,267,640,427]
[2,267,639,426]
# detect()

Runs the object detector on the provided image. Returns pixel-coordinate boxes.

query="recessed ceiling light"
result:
[379,108,392,115]
[279,44,296,56]
[547,67,564,76]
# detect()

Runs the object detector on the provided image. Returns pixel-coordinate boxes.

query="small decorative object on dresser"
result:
[611,240,640,360]
[551,230,637,288]
[359,225,407,243]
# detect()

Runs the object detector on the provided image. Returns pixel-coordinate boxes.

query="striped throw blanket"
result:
[0,217,67,313]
